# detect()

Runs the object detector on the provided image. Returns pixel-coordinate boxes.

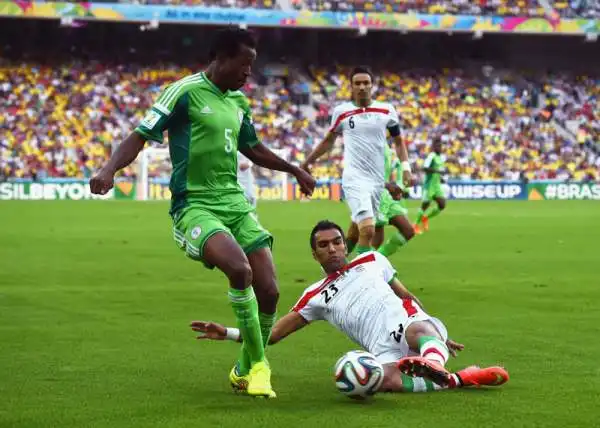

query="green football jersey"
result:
[383,144,393,182]
[423,152,444,188]
[135,72,258,215]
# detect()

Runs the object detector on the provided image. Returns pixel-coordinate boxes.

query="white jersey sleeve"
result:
[423,152,436,168]
[373,251,397,283]
[291,281,327,323]
[328,105,345,135]
[386,104,401,130]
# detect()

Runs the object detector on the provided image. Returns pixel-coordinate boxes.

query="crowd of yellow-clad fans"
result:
[1,61,598,182]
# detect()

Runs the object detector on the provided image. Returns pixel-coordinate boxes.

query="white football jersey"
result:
[329,101,400,187]
[292,251,422,355]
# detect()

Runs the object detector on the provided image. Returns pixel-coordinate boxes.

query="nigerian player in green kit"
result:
[414,138,447,234]
[89,28,316,399]
[346,144,415,257]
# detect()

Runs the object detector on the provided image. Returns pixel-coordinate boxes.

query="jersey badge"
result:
[190,226,202,240]
[141,110,161,130]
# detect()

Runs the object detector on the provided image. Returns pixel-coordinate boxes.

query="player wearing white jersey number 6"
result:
[191,220,509,394]
[301,67,413,255]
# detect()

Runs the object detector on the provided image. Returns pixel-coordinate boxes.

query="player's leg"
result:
[344,186,376,254]
[415,193,430,233]
[397,319,453,386]
[380,363,509,392]
[371,225,385,249]
[379,363,446,393]
[231,210,279,397]
[425,195,446,222]
[174,207,267,395]
[377,203,414,257]
[345,222,359,255]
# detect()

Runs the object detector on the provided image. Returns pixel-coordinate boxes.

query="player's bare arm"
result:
[391,134,414,187]
[90,132,146,195]
[190,312,308,345]
[388,277,424,309]
[240,144,316,196]
[300,131,337,171]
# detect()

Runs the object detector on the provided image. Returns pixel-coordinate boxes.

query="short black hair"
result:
[310,220,346,250]
[209,27,257,61]
[350,66,374,82]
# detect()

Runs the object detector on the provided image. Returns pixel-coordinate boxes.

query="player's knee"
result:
[405,321,442,350]
[225,260,253,289]
[358,220,375,240]
[437,199,446,210]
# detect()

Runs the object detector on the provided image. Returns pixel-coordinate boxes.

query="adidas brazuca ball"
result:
[334,350,384,399]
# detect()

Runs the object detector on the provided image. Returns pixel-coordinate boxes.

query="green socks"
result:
[235,309,276,376]
[377,232,408,257]
[228,287,264,372]
[415,209,425,225]
[259,312,276,349]
[355,245,373,254]
[401,374,441,392]
[418,335,449,366]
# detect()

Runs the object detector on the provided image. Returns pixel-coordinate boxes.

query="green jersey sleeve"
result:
[423,153,436,169]
[233,92,259,150]
[135,75,201,142]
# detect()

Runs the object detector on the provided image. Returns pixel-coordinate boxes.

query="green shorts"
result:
[422,184,445,203]
[376,190,408,227]
[172,198,272,268]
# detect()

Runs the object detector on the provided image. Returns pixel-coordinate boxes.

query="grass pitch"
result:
[1,200,599,428]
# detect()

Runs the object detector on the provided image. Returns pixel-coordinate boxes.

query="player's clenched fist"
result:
[294,167,316,196]
[90,167,115,195]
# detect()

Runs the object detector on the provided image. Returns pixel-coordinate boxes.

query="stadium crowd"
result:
[47,0,600,18]
[1,59,598,182]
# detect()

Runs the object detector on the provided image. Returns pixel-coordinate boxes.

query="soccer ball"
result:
[334,350,384,399]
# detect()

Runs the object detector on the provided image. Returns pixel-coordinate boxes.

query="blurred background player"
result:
[346,144,415,257]
[238,152,257,209]
[191,220,509,393]
[415,138,447,234]
[301,67,413,255]
[90,27,316,398]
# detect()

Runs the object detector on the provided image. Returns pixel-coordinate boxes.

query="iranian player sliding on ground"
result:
[90,28,316,399]
[192,221,509,394]
[301,66,415,256]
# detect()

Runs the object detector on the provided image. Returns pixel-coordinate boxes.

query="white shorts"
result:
[371,303,449,365]
[343,184,384,224]
[239,180,256,208]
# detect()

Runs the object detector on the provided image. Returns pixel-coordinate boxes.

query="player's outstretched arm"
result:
[300,132,337,171]
[240,144,316,196]
[190,312,308,346]
[389,277,425,310]
[90,132,146,195]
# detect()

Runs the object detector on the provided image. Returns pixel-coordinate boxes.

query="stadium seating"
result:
[1,61,598,182]
[42,0,600,17]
